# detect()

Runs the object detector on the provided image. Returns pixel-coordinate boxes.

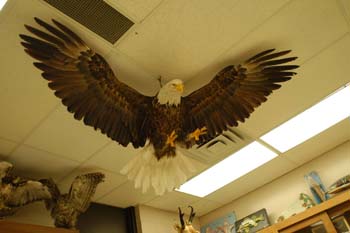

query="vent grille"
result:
[44,0,134,44]
[185,128,251,164]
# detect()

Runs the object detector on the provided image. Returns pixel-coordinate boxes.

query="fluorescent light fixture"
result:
[261,84,350,153]
[0,0,7,10]
[177,141,277,197]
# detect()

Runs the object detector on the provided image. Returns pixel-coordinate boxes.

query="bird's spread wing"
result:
[67,172,104,213]
[39,178,61,210]
[181,49,298,141]
[6,180,51,207]
[20,18,153,148]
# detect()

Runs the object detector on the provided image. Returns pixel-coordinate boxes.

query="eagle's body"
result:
[20,18,299,195]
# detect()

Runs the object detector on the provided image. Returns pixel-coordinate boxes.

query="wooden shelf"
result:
[0,220,79,233]
[259,191,350,233]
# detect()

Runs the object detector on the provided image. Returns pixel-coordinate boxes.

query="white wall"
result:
[199,140,350,225]
[6,202,54,227]
[137,205,200,233]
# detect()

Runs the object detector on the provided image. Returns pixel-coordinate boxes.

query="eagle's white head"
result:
[157,79,184,105]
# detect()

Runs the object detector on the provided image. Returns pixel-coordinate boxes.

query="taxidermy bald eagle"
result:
[20,18,298,195]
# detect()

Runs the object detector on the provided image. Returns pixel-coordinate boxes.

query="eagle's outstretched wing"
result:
[20,18,153,148]
[67,172,104,213]
[181,49,298,142]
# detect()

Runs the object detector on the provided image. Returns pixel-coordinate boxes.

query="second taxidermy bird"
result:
[40,172,104,229]
[0,161,51,218]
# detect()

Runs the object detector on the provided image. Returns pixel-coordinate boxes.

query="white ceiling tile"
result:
[204,156,297,204]
[339,0,350,25]
[0,138,18,157]
[84,142,140,174]
[98,181,157,208]
[186,0,349,93]
[117,0,290,80]
[190,199,222,216]
[106,49,159,95]
[104,0,163,22]
[145,191,200,212]
[24,106,110,162]
[230,0,349,64]
[237,33,350,138]
[0,16,59,142]
[58,167,127,200]
[7,145,79,180]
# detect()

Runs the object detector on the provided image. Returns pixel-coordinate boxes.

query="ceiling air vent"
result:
[43,0,134,44]
[185,128,251,164]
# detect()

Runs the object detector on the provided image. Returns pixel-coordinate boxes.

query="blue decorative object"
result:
[304,171,330,204]
[200,212,236,233]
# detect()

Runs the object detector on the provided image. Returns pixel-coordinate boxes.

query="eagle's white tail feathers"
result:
[120,146,196,195]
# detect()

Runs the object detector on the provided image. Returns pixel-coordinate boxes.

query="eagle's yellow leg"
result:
[188,127,207,141]
[166,130,178,147]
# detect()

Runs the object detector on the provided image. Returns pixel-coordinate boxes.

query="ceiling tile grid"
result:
[338,0,350,27]
[282,119,350,165]
[97,181,158,208]
[145,191,201,212]
[116,0,290,80]
[203,156,297,204]
[189,199,223,217]
[8,145,80,181]
[186,0,350,139]
[0,138,18,157]
[81,142,140,174]
[0,16,60,142]
[104,0,164,23]
[23,106,111,162]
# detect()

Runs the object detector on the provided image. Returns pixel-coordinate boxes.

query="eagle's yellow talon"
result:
[166,130,178,147]
[189,127,207,141]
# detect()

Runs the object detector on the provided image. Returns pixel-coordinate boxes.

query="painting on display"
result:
[200,212,236,233]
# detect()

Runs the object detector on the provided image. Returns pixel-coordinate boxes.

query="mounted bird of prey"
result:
[39,172,104,229]
[0,161,51,218]
[20,18,298,195]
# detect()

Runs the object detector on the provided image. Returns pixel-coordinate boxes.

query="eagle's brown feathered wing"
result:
[20,18,153,148]
[181,49,298,142]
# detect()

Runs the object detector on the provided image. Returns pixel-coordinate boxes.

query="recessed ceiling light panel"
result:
[177,141,278,197]
[261,84,350,153]
[0,0,7,10]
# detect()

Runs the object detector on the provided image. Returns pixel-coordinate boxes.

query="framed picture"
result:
[234,209,270,233]
[200,212,236,233]
[333,216,350,233]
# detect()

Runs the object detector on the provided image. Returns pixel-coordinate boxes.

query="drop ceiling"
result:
[0,0,349,217]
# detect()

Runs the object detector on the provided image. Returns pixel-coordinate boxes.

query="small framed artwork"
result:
[333,216,350,233]
[234,208,270,233]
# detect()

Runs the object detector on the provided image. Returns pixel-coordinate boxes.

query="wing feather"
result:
[6,181,51,207]
[20,18,153,148]
[182,49,298,141]
[67,172,105,213]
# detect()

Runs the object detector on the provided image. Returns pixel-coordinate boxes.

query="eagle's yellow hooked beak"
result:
[176,83,184,93]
